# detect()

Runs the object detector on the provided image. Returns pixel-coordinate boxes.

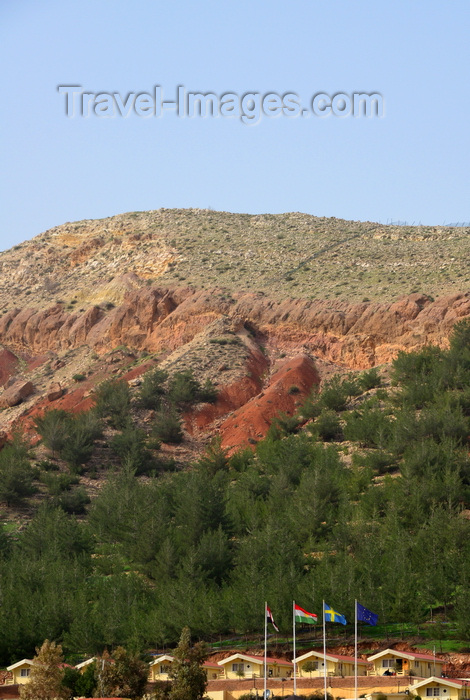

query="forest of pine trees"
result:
[1,321,470,664]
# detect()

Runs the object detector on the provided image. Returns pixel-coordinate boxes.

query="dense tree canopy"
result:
[2,321,470,663]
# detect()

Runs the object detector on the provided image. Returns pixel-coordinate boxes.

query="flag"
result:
[266,605,279,632]
[294,603,318,624]
[323,602,347,625]
[356,602,378,626]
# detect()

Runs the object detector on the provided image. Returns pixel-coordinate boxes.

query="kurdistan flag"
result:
[294,603,318,624]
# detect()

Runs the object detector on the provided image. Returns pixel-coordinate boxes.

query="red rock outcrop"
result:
[219,354,320,451]
[184,345,269,434]
[0,348,19,387]
[0,288,469,370]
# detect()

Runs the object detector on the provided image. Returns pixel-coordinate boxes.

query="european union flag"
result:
[356,602,378,626]
[324,602,347,625]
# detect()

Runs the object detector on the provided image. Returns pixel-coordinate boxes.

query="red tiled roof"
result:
[226,654,293,666]
[409,652,442,661]
[326,654,369,664]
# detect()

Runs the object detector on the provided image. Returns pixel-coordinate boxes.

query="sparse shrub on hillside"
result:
[455,387,470,416]
[391,345,444,385]
[299,390,322,420]
[228,448,254,472]
[168,370,201,406]
[0,435,35,506]
[341,374,362,398]
[94,378,131,429]
[34,409,70,457]
[354,449,397,474]
[343,406,392,448]
[111,427,155,475]
[74,409,103,442]
[41,472,79,496]
[60,425,94,472]
[35,409,102,470]
[311,409,342,442]
[319,375,360,412]
[416,402,469,445]
[63,410,103,470]
[57,486,90,515]
[209,336,240,346]
[167,370,218,407]
[359,367,382,391]
[197,437,228,476]
[198,378,218,403]
[152,408,184,444]
[138,367,168,409]
[388,407,419,455]
[395,378,436,409]
[35,459,58,472]
[267,411,300,439]
[450,318,470,354]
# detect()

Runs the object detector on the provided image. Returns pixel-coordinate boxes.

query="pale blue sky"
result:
[1,0,469,249]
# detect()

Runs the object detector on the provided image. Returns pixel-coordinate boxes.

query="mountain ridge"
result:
[0,208,469,450]
[2,209,469,310]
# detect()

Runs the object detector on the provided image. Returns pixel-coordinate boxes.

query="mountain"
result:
[0,209,469,451]
[2,209,469,308]
[1,210,470,661]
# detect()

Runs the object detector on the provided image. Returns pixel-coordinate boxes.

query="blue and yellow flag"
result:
[324,602,347,625]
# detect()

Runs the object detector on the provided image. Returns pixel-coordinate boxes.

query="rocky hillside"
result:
[1,209,469,309]
[0,209,469,451]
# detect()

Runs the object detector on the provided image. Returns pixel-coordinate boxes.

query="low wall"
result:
[206,674,420,700]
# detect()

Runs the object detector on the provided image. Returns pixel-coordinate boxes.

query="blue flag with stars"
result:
[324,602,347,625]
[356,602,378,626]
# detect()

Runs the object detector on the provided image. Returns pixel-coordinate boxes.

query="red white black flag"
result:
[266,604,279,632]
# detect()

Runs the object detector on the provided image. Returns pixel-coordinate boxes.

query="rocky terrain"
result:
[0,209,469,452]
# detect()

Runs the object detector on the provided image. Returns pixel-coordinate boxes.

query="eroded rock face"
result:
[0,380,34,408]
[1,286,470,452]
[219,354,320,452]
[0,288,469,370]
[0,348,19,387]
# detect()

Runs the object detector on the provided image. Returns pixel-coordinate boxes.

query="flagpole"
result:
[355,599,358,700]
[293,601,296,697]
[264,602,267,700]
[323,601,327,700]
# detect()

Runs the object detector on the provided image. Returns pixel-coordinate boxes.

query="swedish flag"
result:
[323,602,347,625]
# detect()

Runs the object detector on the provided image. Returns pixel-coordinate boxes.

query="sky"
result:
[1,0,469,249]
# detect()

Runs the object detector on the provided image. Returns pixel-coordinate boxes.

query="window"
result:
[382,659,395,668]
[415,662,420,668]
[232,663,244,674]
[20,669,30,678]
[426,688,440,696]
[160,664,171,674]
